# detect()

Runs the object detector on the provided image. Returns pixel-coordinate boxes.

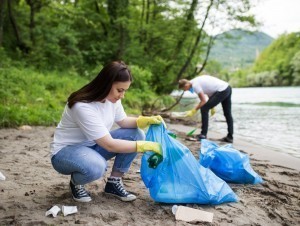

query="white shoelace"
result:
[115,180,129,195]
[75,185,89,197]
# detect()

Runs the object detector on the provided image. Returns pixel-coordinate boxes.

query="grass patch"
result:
[0,66,169,128]
[0,66,87,127]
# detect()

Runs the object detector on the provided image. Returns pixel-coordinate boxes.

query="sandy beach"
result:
[0,124,299,225]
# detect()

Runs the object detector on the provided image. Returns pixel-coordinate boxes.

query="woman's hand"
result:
[185,109,197,117]
[136,115,166,129]
[136,141,162,156]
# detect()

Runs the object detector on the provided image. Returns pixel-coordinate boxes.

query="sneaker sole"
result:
[220,138,233,143]
[104,192,136,202]
[72,195,92,203]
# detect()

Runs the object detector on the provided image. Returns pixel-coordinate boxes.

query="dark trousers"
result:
[200,86,233,138]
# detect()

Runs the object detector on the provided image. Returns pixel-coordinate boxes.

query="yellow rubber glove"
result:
[136,141,162,155]
[210,107,216,116]
[186,109,197,117]
[136,115,166,129]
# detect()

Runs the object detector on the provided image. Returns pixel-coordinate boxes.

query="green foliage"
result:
[0,0,274,126]
[253,32,300,86]
[0,64,169,127]
[212,31,300,87]
[0,66,88,127]
[246,71,279,87]
[203,60,223,76]
[209,29,273,71]
[122,65,157,113]
[1,0,257,91]
[227,69,249,87]
[290,51,300,85]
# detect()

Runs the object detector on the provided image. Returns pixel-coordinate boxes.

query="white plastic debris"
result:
[0,171,5,181]
[170,111,189,118]
[172,205,213,223]
[45,205,61,218]
[18,125,32,130]
[62,205,78,216]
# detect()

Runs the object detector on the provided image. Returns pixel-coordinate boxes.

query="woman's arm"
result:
[95,134,137,153]
[95,133,161,155]
[116,116,137,128]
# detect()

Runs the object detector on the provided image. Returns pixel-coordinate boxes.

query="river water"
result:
[174,87,300,158]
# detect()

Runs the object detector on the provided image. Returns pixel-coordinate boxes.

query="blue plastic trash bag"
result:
[200,139,263,184]
[140,124,238,204]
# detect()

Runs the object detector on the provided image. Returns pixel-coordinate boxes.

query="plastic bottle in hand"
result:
[147,153,163,169]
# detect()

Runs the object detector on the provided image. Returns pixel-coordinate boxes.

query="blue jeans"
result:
[51,128,145,185]
[201,86,233,138]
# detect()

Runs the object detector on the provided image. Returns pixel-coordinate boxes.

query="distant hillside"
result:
[209,29,274,71]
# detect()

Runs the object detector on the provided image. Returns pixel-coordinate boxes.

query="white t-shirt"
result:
[50,100,126,156]
[191,75,228,97]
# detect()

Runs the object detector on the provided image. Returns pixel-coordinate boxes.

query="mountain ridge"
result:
[209,29,274,71]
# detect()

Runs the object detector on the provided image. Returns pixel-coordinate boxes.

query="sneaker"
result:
[196,134,207,140]
[221,136,233,143]
[104,177,136,202]
[69,181,92,203]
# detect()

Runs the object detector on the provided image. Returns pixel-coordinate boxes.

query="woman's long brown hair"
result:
[67,61,132,108]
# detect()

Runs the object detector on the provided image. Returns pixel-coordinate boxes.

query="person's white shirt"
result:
[50,100,126,156]
[191,75,228,97]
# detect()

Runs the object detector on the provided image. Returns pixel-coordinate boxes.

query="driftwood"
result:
[142,91,184,117]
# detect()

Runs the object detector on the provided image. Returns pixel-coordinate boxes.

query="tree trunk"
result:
[7,0,30,53]
[26,0,36,45]
[94,1,108,37]
[173,0,198,60]
[107,0,129,60]
[140,0,145,28]
[0,0,6,46]
[190,35,216,77]
[116,0,129,59]
[162,0,198,75]
[145,0,150,24]
[175,0,213,82]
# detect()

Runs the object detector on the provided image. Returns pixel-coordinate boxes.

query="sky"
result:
[251,0,300,38]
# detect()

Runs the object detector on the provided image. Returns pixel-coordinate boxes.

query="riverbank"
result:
[0,125,299,225]
[168,123,300,171]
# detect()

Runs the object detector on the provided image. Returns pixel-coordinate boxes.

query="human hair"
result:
[178,79,189,89]
[67,61,132,108]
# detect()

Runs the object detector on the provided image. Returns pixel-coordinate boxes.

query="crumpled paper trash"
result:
[62,205,78,216]
[0,171,6,181]
[45,205,61,218]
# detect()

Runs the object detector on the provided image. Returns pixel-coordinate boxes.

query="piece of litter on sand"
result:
[45,205,61,218]
[185,137,198,142]
[172,205,213,223]
[186,128,197,136]
[18,125,32,130]
[62,205,78,216]
[170,111,188,118]
[0,171,6,181]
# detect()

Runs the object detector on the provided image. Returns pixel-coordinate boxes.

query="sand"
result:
[0,125,299,226]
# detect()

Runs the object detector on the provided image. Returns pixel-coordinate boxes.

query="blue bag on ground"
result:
[200,139,263,184]
[140,124,238,204]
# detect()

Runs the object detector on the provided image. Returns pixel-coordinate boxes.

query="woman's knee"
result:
[87,157,107,180]
[135,128,146,140]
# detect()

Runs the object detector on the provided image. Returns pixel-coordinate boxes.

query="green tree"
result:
[253,32,300,85]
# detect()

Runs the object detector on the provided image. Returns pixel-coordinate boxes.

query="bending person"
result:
[50,61,164,203]
[178,75,233,143]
